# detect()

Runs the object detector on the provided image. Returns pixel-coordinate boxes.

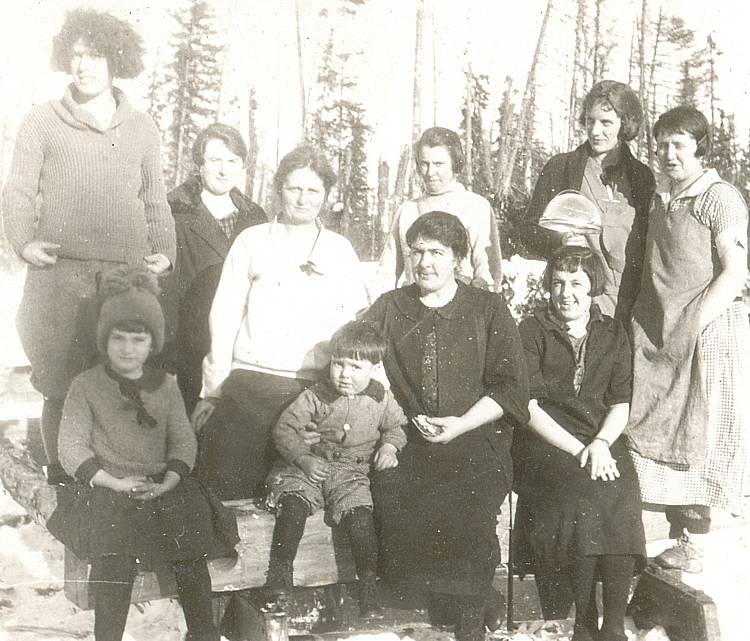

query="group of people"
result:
[2,8,748,641]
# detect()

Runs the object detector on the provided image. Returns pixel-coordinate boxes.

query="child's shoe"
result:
[358,576,384,620]
[264,560,293,597]
[653,533,704,573]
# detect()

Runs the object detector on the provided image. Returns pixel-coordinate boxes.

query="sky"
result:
[1,0,749,186]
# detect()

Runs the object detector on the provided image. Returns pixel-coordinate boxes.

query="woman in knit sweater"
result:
[2,9,174,484]
[191,145,368,500]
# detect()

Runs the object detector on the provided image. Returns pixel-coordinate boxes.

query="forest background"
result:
[1,0,749,267]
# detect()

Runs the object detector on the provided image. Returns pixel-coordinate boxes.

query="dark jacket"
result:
[161,176,266,408]
[522,143,655,319]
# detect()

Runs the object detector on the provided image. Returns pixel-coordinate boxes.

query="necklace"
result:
[299,220,324,275]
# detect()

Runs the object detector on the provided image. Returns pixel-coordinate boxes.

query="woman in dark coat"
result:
[513,247,645,641]
[363,211,529,641]
[163,124,266,412]
[522,80,655,321]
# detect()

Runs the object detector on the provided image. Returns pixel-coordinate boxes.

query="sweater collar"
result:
[57,84,134,132]
[534,302,606,336]
[390,281,470,321]
[312,376,386,404]
[104,363,165,392]
[657,168,722,204]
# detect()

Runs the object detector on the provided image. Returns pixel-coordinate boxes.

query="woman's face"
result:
[550,268,593,323]
[418,145,455,195]
[409,236,459,295]
[200,138,244,196]
[69,39,112,99]
[279,167,327,225]
[656,131,703,188]
[585,102,621,156]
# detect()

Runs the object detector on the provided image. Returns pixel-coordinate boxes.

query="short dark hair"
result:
[543,246,607,297]
[51,9,144,79]
[273,145,337,198]
[653,106,711,158]
[329,321,387,365]
[579,80,643,142]
[192,124,248,167]
[405,211,469,261]
[110,318,151,336]
[415,127,465,174]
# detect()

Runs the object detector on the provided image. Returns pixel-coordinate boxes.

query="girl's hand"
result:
[131,471,181,501]
[191,398,217,433]
[578,439,620,481]
[108,475,150,494]
[421,416,466,444]
[373,444,398,471]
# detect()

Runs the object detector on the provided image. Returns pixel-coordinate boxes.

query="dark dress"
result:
[363,283,529,596]
[161,175,266,411]
[512,306,645,573]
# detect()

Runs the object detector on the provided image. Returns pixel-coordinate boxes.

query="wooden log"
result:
[0,436,57,523]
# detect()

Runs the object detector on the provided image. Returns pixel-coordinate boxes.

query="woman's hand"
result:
[21,241,60,267]
[295,455,330,483]
[578,439,620,481]
[143,252,171,275]
[373,443,399,471]
[561,232,588,247]
[191,398,217,433]
[421,415,467,444]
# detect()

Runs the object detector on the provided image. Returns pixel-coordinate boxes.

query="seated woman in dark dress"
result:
[513,246,645,641]
[363,211,529,641]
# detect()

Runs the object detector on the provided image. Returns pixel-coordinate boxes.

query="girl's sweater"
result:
[2,86,174,265]
[59,365,196,483]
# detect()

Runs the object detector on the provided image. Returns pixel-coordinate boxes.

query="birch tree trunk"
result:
[495,0,553,200]
[410,0,424,196]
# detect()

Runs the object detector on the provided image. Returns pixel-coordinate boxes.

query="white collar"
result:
[658,168,722,204]
[200,190,237,219]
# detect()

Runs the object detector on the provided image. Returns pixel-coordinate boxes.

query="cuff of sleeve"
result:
[381,436,405,451]
[75,457,102,485]
[166,459,191,479]
[488,389,531,425]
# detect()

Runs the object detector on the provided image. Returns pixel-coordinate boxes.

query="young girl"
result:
[512,246,645,641]
[47,266,237,641]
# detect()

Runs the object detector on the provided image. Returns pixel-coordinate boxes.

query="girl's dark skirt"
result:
[47,476,238,564]
[512,431,646,574]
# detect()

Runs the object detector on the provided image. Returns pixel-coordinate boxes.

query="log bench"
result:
[0,436,356,611]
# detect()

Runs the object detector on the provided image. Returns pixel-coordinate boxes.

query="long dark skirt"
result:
[512,431,646,574]
[371,435,509,596]
[46,476,238,564]
[194,370,314,500]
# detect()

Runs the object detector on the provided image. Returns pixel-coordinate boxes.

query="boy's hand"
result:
[296,455,330,483]
[373,444,398,471]
[302,422,321,446]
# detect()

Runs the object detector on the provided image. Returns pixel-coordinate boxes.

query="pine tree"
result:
[157,0,227,189]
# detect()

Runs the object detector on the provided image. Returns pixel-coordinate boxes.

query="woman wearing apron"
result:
[523,80,655,321]
[628,106,749,573]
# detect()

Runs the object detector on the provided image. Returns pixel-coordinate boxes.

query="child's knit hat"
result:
[96,266,164,354]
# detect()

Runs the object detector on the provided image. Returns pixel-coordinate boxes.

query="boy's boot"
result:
[265,494,309,597]
[654,530,705,573]
[341,506,384,620]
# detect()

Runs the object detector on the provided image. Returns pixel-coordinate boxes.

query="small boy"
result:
[264,321,407,619]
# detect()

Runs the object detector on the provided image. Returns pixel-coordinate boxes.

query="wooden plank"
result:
[629,565,722,641]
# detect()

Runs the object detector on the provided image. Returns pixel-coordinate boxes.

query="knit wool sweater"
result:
[2,86,174,264]
[59,365,196,482]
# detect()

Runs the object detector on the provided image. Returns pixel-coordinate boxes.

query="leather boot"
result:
[358,575,384,620]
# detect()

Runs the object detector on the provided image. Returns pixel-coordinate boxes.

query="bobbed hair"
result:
[192,123,248,168]
[543,246,607,298]
[405,211,469,262]
[415,127,465,174]
[329,321,387,365]
[579,80,643,142]
[51,8,144,79]
[653,106,711,158]
[273,145,337,199]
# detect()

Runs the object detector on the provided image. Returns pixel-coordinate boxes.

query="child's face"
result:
[550,268,593,323]
[107,328,152,379]
[329,356,375,397]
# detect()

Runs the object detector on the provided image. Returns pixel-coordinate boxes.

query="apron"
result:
[627,172,724,465]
